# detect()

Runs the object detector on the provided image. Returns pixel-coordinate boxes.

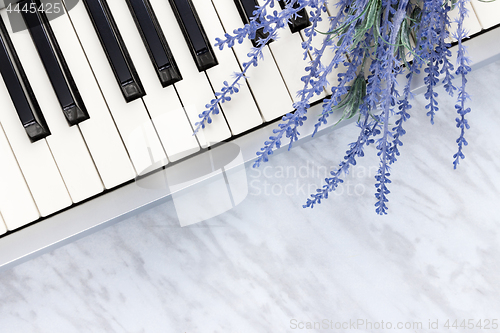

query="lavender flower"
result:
[202,0,475,214]
[452,0,472,169]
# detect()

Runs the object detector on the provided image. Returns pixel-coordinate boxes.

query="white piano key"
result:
[48,2,136,189]
[103,0,200,162]
[0,61,72,217]
[0,212,7,235]
[148,0,232,147]
[256,0,312,103]
[446,2,482,43]
[191,0,263,135]
[0,122,40,230]
[2,10,103,203]
[470,0,500,29]
[149,107,201,162]
[61,0,169,175]
[211,0,292,121]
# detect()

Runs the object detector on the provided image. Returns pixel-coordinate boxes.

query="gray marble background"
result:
[1,58,500,333]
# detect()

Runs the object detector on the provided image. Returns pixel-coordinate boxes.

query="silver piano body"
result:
[0,1,500,271]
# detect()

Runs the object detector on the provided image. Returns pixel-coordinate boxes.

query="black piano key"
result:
[278,0,310,33]
[126,0,182,87]
[235,0,258,22]
[0,17,50,142]
[20,0,89,126]
[168,0,218,72]
[233,0,272,47]
[83,0,145,102]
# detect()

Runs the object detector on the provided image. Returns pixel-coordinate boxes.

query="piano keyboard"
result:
[0,0,499,270]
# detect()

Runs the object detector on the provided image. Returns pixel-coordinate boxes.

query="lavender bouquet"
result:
[196,0,477,214]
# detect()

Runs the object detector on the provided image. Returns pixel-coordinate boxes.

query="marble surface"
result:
[1,59,500,333]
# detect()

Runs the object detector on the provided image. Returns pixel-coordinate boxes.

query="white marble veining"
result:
[1,60,500,333]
